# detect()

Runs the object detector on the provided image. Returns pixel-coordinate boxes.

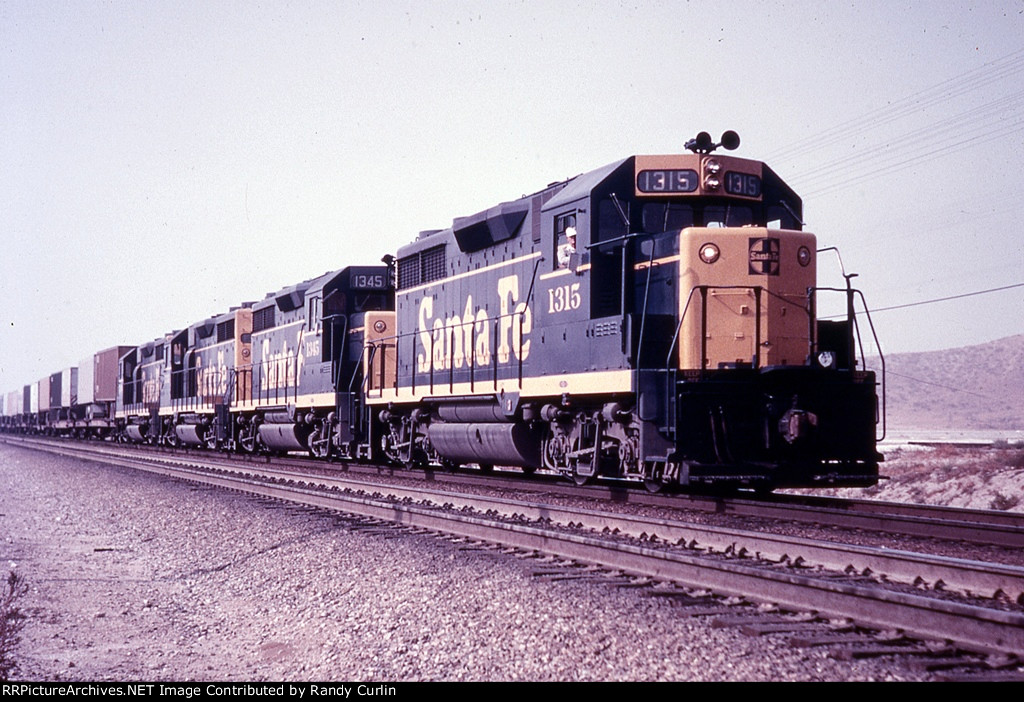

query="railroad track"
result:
[10,436,1024,550]
[232,445,1024,549]
[109,439,1024,548]
[5,436,1024,665]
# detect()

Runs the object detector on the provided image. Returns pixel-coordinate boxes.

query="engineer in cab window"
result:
[557,226,577,268]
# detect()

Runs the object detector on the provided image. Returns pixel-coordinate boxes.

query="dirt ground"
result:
[0,443,930,682]
[803,442,1024,512]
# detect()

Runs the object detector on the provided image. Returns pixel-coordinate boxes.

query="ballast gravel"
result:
[0,443,926,681]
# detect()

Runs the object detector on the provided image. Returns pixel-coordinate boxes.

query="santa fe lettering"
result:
[416,273,531,373]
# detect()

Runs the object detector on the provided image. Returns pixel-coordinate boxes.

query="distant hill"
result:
[871,334,1024,430]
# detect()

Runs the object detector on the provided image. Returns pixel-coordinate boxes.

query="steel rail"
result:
[659,494,1024,548]
[8,437,1024,657]
[9,436,1021,548]
[769,492,1024,529]
[186,445,1024,548]
[7,437,1024,601]
[139,450,1024,602]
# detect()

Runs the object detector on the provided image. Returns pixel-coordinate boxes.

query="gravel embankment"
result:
[0,443,925,681]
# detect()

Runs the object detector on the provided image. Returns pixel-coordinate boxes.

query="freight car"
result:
[3,134,884,492]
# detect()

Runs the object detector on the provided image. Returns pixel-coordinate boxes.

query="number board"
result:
[349,270,387,289]
[725,172,762,197]
[636,169,699,193]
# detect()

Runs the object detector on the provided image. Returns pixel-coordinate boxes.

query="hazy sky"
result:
[2,0,1023,394]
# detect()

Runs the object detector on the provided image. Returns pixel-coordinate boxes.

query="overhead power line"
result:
[884,370,995,399]
[767,48,1024,164]
[868,283,1024,313]
[794,90,1024,191]
[802,118,1024,197]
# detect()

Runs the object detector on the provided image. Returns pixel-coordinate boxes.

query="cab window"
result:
[597,198,628,241]
[554,212,576,269]
[767,205,800,230]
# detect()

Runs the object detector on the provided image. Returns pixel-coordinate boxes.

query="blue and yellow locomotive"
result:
[365,132,882,490]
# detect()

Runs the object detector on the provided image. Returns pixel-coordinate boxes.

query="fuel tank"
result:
[125,424,148,443]
[258,422,312,452]
[174,424,207,447]
[428,422,540,468]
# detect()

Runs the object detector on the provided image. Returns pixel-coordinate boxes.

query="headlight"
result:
[797,246,811,267]
[816,351,836,369]
[699,243,720,264]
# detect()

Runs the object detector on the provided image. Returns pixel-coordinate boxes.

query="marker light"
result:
[703,159,722,190]
[797,246,811,267]
[817,351,836,369]
[699,243,720,264]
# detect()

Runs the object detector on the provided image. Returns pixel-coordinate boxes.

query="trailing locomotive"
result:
[115,265,392,457]
[2,133,884,491]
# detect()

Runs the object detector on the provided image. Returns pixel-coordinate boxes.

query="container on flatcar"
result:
[78,354,95,406]
[73,345,132,438]
[38,376,51,414]
[60,367,77,408]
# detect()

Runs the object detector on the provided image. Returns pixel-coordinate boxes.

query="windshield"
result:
[640,200,800,234]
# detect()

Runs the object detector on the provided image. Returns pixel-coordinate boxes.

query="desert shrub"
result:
[990,493,1021,511]
[0,572,29,681]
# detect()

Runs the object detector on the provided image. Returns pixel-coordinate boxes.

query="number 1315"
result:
[547,283,581,313]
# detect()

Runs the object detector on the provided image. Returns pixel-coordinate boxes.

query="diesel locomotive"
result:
[2,133,884,491]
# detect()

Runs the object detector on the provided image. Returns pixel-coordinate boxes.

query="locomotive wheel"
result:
[642,462,664,493]
[643,478,663,494]
[405,452,427,470]
[571,467,594,486]
[239,428,258,454]
[205,430,220,451]
[569,436,596,485]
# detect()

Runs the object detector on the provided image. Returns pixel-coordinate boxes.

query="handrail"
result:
[854,289,886,442]
[363,307,530,397]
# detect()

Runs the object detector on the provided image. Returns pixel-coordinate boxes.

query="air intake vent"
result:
[252,306,276,333]
[397,244,446,290]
